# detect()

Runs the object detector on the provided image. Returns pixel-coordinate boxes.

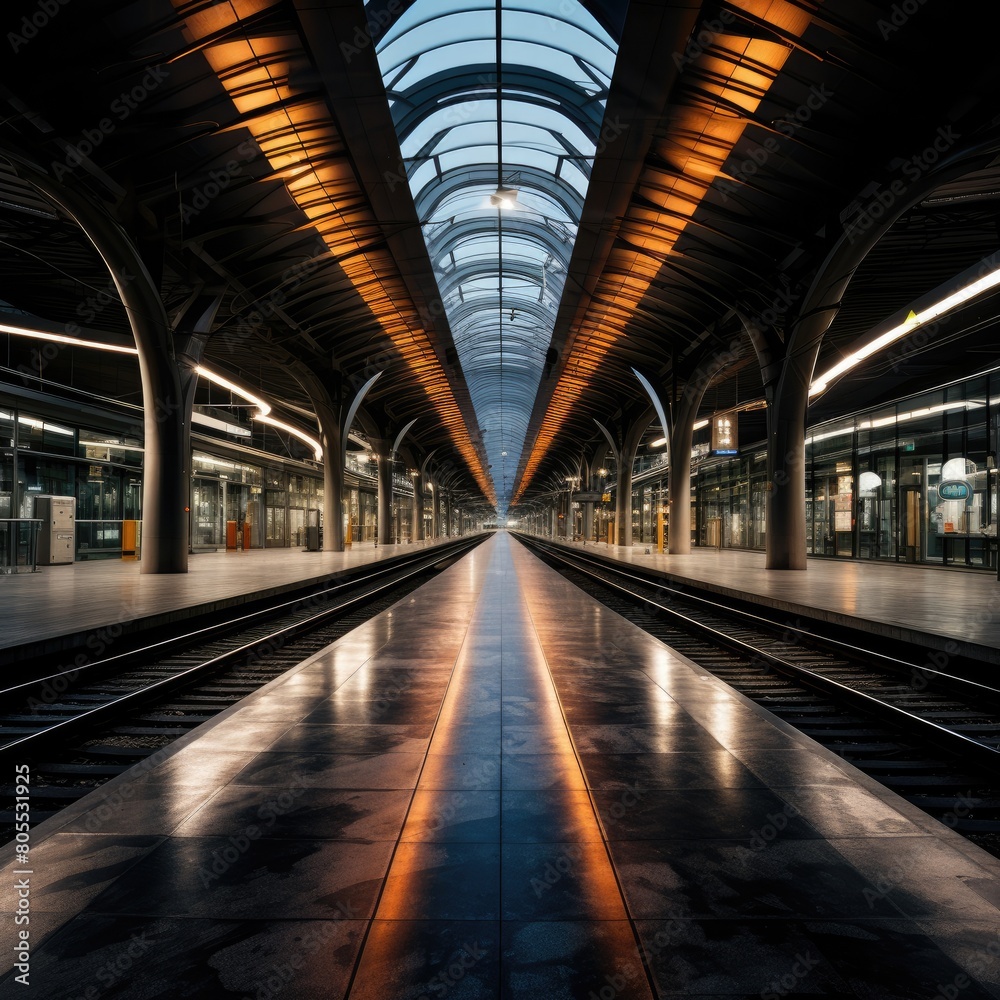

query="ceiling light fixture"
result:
[0,321,138,355]
[490,186,518,209]
[809,262,1000,398]
[255,413,323,461]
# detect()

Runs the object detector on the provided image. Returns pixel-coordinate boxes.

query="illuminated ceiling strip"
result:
[194,365,323,459]
[256,413,323,461]
[806,401,983,444]
[192,411,252,437]
[193,364,271,416]
[171,1,495,505]
[0,322,139,355]
[808,263,1000,397]
[2,319,327,463]
[513,1,806,503]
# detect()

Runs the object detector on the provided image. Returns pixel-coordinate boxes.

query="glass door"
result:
[192,478,223,548]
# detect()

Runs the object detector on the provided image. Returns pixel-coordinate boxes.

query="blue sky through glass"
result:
[374,0,618,512]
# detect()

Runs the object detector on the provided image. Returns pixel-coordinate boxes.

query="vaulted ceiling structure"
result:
[0,0,998,513]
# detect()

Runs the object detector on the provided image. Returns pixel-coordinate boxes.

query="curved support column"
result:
[429,481,439,538]
[3,150,189,572]
[374,443,392,546]
[615,460,633,547]
[667,407,695,554]
[760,142,1000,569]
[318,404,344,552]
[615,414,650,549]
[412,483,424,541]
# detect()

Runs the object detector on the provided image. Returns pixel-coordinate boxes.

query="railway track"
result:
[0,536,484,840]
[517,535,1000,857]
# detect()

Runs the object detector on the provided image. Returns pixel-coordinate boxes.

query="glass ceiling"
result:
[373,0,618,511]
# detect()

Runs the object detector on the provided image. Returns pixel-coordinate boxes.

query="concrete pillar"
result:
[411,479,424,541]
[429,483,439,538]
[375,446,392,545]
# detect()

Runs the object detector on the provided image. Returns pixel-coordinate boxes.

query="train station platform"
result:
[0,536,470,664]
[3,531,1000,998]
[555,537,1000,665]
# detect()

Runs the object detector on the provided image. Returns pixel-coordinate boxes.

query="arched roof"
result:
[375,0,618,510]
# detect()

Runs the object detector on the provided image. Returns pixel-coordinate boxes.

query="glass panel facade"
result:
[804,376,994,567]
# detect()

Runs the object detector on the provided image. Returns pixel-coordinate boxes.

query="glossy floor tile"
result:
[3,532,1000,998]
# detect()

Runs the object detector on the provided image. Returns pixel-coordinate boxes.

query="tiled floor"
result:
[0,536,462,654]
[559,536,1000,660]
[2,532,999,998]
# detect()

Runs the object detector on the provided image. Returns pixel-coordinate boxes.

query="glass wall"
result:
[805,374,995,568]
[695,453,768,551]
[0,409,13,518]
[678,370,997,570]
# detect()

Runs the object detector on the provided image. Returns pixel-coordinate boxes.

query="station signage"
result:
[938,479,971,501]
[711,412,737,455]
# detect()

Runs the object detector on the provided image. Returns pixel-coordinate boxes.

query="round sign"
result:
[938,479,971,501]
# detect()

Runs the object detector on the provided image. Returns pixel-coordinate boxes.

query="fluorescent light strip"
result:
[194,365,271,417]
[255,413,323,461]
[0,322,139,355]
[809,263,1000,397]
[192,412,252,437]
[805,400,983,444]
[79,439,145,451]
[18,415,73,435]
[2,325,324,462]
[194,367,321,460]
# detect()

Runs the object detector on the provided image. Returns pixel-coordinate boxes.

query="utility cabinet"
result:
[35,495,76,565]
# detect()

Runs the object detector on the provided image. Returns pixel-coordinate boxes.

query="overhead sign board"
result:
[573,491,603,502]
[711,412,737,455]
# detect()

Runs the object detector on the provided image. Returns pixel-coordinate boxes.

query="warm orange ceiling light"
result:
[513,0,811,503]
[171,0,496,506]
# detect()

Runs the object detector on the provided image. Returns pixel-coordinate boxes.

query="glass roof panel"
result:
[374,0,618,511]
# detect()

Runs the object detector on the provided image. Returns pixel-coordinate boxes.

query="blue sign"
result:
[938,479,971,501]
